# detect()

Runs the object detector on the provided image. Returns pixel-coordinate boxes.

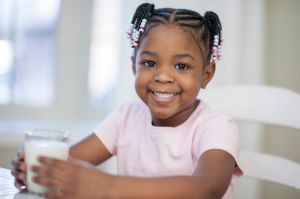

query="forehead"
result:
[137,25,203,60]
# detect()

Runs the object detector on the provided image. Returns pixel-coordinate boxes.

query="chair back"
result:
[201,84,300,189]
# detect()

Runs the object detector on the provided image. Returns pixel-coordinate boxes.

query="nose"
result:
[154,67,174,83]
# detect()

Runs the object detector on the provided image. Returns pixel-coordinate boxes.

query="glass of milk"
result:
[24,129,69,194]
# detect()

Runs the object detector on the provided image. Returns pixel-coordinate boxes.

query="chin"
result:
[151,109,174,120]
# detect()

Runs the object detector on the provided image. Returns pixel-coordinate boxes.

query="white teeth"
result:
[153,91,176,99]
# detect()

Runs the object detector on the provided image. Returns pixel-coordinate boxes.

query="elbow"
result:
[206,183,229,199]
[194,181,229,199]
[197,190,225,199]
[208,190,226,199]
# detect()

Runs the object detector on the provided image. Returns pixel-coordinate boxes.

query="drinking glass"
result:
[24,129,69,194]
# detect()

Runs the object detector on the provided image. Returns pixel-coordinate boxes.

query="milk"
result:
[25,140,69,194]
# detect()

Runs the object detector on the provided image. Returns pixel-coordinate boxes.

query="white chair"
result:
[201,84,300,190]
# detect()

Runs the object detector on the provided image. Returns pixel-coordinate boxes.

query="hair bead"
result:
[211,34,222,62]
[129,3,223,63]
[127,24,134,38]
[127,3,154,48]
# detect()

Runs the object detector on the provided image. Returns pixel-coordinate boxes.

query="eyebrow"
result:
[174,53,195,61]
[139,50,195,60]
[139,50,158,58]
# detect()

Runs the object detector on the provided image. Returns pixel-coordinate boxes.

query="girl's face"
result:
[133,25,215,127]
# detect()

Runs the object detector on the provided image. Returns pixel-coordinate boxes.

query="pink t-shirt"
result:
[94,100,242,199]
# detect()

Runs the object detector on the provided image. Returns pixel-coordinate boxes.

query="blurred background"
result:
[0,0,299,198]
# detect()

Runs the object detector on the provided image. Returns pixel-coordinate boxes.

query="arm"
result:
[108,149,235,199]
[70,133,112,165]
[33,149,235,199]
[11,133,111,189]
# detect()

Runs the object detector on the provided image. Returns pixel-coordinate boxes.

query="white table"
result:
[0,167,43,199]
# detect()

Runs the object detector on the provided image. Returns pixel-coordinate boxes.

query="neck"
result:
[151,100,199,127]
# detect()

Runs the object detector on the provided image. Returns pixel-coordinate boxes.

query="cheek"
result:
[134,71,149,93]
[180,73,202,91]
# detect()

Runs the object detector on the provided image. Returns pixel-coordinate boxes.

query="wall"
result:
[265,0,300,198]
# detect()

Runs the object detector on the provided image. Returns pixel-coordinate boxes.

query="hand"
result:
[11,148,27,190]
[31,156,113,199]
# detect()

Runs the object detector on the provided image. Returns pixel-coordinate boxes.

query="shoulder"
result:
[116,101,149,118]
[93,101,149,153]
[192,100,239,150]
[192,100,240,170]
[94,101,148,129]
[105,101,150,129]
[195,100,236,128]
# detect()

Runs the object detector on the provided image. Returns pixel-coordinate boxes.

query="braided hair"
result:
[127,3,222,64]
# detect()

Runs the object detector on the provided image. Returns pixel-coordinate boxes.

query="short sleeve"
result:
[93,105,125,155]
[193,117,242,176]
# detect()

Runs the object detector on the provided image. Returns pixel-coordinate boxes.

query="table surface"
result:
[0,167,43,199]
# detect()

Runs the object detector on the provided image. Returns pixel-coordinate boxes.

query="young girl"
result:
[12,3,242,199]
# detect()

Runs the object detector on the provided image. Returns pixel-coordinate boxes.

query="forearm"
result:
[106,175,219,199]
[69,134,112,165]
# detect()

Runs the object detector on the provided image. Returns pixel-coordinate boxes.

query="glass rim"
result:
[25,128,69,141]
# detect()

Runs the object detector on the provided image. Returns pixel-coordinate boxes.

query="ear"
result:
[201,63,215,89]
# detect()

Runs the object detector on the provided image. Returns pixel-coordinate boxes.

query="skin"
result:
[11,24,235,199]
[133,25,214,127]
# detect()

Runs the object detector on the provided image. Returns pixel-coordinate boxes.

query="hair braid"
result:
[129,3,223,64]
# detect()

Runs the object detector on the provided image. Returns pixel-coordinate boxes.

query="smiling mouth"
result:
[151,91,179,99]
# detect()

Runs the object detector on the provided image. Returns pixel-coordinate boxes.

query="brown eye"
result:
[175,63,189,71]
[144,61,156,68]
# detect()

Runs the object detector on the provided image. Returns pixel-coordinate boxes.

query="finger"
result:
[11,157,26,171]
[11,157,20,169]
[31,164,64,189]
[14,179,26,190]
[33,174,64,192]
[67,156,93,169]
[44,191,65,199]
[31,163,67,184]
[11,169,26,182]
[31,162,76,196]
[67,155,76,161]
[38,156,67,168]
[31,165,56,179]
